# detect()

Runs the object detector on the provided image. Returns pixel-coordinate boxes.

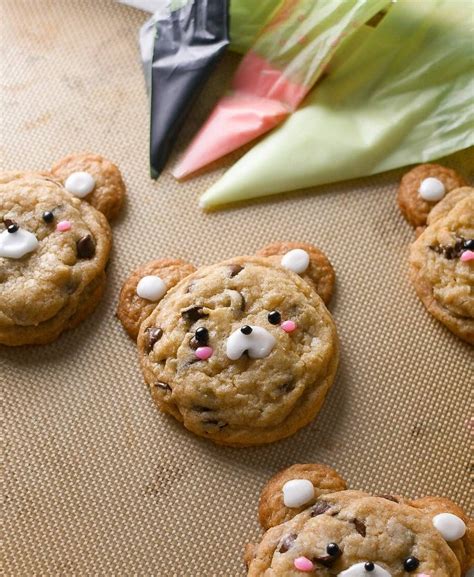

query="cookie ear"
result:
[398,163,467,228]
[258,464,347,531]
[117,259,196,340]
[256,242,335,305]
[409,496,474,570]
[50,153,126,220]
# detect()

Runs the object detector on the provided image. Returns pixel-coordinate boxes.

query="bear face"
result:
[397,164,473,345]
[246,464,474,576]
[117,243,338,446]
[0,154,125,346]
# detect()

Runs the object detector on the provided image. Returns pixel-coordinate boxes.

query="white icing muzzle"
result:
[0,227,39,259]
[338,563,391,577]
[226,325,276,360]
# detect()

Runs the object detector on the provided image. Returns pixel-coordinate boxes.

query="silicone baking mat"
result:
[2,1,472,576]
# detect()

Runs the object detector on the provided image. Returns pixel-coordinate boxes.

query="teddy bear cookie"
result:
[0,153,125,346]
[398,164,473,345]
[117,242,338,446]
[245,463,474,576]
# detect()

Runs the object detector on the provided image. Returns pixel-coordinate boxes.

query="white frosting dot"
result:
[418,177,446,202]
[226,326,276,360]
[338,563,390,577]
[282,479,315,508]
[136,275,167,301]
[432,512,466,542]
[64,171,96,198]
[281,249,310,274]
[0,227,39,259]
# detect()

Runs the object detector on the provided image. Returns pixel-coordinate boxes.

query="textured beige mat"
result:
[1,1,472,576]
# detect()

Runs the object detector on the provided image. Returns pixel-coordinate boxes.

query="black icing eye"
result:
[42,211,54,223]
[195,327,209,345]
[267,310,281,325]
[326,543,341,557]
[464,239,474,250]
[403,557,420,572]
[364,563,375,572]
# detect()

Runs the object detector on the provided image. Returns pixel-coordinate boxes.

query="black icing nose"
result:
[241,325,253,335]
[364,562,375,572]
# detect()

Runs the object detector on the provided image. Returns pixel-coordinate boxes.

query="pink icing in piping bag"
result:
[173,1,387,179]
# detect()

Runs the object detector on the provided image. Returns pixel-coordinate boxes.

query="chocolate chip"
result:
[279,381,295,394]
[193,405,212,413]
[181,306,208,323]
[311,501,331,517]
[353,518,366,536]
[146,327,163,351]
[278,533,297,553]
[229,264,243,277]
[76,234,96,259]
[445,245,455,259]
[429,237,469,260]
[377,494,398,503]
[203,419,227,429]
[155,381,171,392]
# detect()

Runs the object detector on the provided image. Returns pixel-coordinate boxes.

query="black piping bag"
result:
[150,0,229,178]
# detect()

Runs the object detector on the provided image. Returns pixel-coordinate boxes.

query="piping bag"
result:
[200,0,474,209]
[149,0,229,178]
[172,0,390,179]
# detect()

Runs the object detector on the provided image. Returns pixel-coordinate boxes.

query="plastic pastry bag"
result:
[119,0,282,54]
[173,0,390,179]
[149,0,229,178]
[228,0,283,54]
[200,0,474,209]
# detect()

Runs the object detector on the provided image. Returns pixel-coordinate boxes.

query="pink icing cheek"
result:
[281,320,297,333]
[294,557,314,572]
[460,250,474,262]
[195,346,213,361]
[56,220,72,232]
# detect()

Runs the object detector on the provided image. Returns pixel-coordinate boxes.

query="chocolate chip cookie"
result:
[246,463,474,576]
[118,243,338,446]
[0,153,125,345]
[408,187,473,344]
